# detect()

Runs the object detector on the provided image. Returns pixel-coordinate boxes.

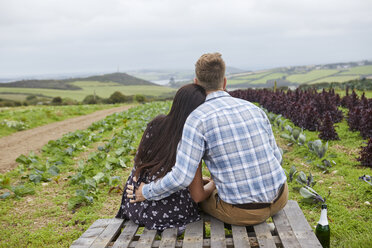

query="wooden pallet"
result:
[70,200,322,248]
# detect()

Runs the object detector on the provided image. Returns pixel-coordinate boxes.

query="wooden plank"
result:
[73,202,319,248]
[159,228,178,248]
[127,237,283,248]
[112,220,139,248]
[70,219,113,248]
[210,216,227,248]
[135,228,157,248]
[253,222,276,248]
[71,227,106,247]
[231,225,250,248]
[71,237,103,248]
[272,209,302,248]
[89,219,116,229]
[182,219,204,248]
[283,200,322,248]
[90,218,124,248]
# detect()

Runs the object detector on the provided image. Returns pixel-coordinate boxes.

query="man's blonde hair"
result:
[195,53,226,91]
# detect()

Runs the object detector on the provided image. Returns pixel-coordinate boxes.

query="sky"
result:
[1,0,372,78]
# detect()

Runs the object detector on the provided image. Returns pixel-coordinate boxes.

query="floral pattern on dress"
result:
[115,169,200,231]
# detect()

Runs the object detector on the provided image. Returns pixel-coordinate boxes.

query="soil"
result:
[0,105,133,173]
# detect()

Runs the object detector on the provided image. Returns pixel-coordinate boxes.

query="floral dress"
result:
[115,117,200,231]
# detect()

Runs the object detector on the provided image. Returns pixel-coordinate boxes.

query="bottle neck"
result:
[318,208,329,226]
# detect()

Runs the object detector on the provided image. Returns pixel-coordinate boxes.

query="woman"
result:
[116,84,215,232]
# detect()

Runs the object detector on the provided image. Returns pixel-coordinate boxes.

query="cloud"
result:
[0,0,371,76]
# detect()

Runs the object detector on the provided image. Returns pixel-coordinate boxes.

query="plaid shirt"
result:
[142,91,287,204]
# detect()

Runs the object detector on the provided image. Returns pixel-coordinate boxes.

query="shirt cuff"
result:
[142,183,152,200]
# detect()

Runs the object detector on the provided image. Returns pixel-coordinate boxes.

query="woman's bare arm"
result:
[188,162,216,203]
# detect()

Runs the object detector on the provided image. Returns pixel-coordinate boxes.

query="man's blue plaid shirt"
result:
[143,90,287,204]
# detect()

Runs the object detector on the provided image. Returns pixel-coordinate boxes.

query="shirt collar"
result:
[205,90,230,101]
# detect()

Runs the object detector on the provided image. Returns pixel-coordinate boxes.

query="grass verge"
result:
[0,104,122,138]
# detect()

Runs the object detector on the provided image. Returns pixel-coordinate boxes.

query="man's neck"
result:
[206,89,224,95]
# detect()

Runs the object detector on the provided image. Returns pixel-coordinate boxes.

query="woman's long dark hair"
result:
[133,84,206,180]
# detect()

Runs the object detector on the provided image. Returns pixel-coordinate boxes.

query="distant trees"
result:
[82,91,141,104]
[82,95,103,104]
[0,99,23,107]
[1,91,151,107]
[51,97,63,105]
[26,95,37,101]
[0,94,49,107]
[108,91,128,103]
[134,94,146,103]
[50,96,78,105]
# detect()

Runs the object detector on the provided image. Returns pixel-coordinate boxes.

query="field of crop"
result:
[227,71,283,85]
[310,75,360,84]
[236,72,271,80]
[0,82,175,101]
[0,93,29,101]
[226,79,249,85]
[227,69,362,87]
[230,88,372,247]
[0,104,117,137]
[70,81,121,87]
[228,71,271,80]
[1,91,371,247]
[225,64,372,88]
[340,65,372,75]
[0,102,170,247]
[249,72,287,84]
[286,69,339,83]
[128,70,194,82]
[272,118,371,248]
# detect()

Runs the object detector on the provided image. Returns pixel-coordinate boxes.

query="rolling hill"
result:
[226,61,372,89]
[0,72,157,90]
[0,73,175,101]
[140,60,372,90]
[128,67,246,88]
[1,60,372,102]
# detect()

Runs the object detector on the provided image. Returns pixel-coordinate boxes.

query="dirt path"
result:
[0,105,133,173]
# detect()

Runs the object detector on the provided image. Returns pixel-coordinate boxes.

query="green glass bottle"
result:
[315,203,330,248]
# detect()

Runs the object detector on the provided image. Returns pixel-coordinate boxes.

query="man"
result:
[127,52,288,225]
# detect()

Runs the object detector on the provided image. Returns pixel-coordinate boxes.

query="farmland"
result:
[310,75,360,84]
[0,102,170,247]
[286,69,339,83]
[1,62,371,101]
[227,71,272,85]
[340,65,372,75]
[249,72,287,84]
[0,89,371,247]
[226,62,372,89]
[0,104,121,138]
[0,72,176,103]
[0,84,175,102]
[0,94,30,102]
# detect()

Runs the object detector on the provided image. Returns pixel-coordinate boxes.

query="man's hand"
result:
[126,182,146,203]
